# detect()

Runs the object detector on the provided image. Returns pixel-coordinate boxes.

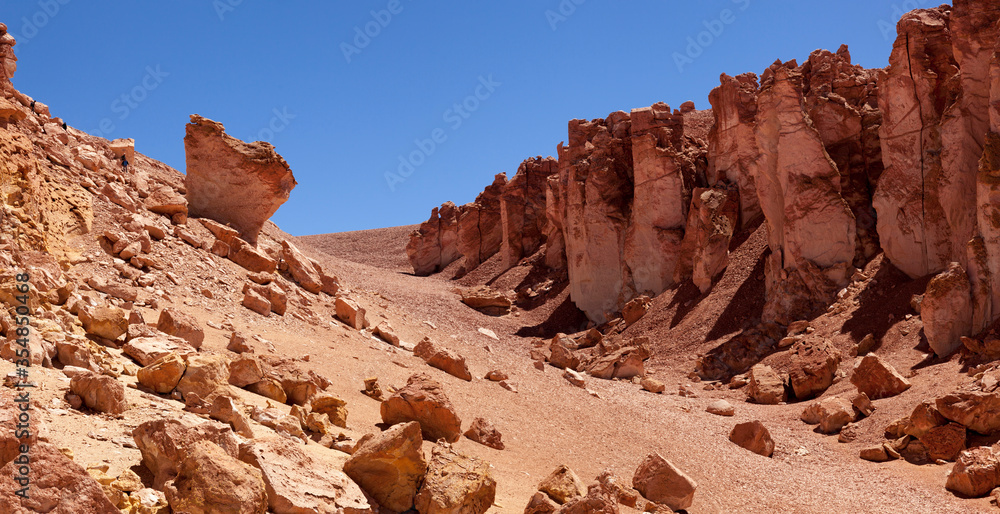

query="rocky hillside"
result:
[7,2,1000,514]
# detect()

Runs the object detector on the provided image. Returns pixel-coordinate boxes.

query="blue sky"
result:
[5,0,929,235]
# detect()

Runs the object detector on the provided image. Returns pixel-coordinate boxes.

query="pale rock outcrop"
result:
[184,114,296,245]
[137,353,187,394]
[708,72,762,226]
[754,63,857,324]
[673,186,739,292]
[632,453,697,512]
[544,173,567,270]
[624,103,691,297]
[457,173,507,271]
[799,46,883,263]
[559,113,635,322]
[500,157,557,269]
[922,262,974,356]
[343,421,427,513]
[407,201,462,275]
[875,5,982,279]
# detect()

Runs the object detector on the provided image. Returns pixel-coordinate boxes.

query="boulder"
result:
[279,240,323,293]
[380,373,462,443]
[228,355,265,388]
[586,346,648,380]
[936,392,1000,435]
[905,400,948,438]
[524,491,559,514]
[247,378,287,403]
[70,371,127,414]
[210,396,254,438]
[800,397,856,434]
[460,286,512,316]
[632,452,697,511]
[163,440,268,514]
[538,464,586,504]
[133,417,241,488]
[787,340,841,400]
[145,186,188,217]
[850,354,911,399]
[706,400,735,416]
[185,114,296,245]
[464,417,504,450]
[335,296,368,329]
[79,305,128,341]
[229,238,278,273]
[123,336,196,367]
[311,393,349,428]
[0,443,119,514]
[621,295,651,327]
[176,354,231,400]
[640,377,666,394]
[920,423,967,462]
[922,262,974,356]
[240,436,372,514]
[156,308,205,349]
[250,407,307,443]
[552,485,619,514]
[746,364,786,405]
[343,421,427,513]
[137,352,186,394]
[729,420,775,457]
[374,321,400,346]
[414,337,473,381]
[947,447,1000,498]
[414,444,496,514]
[242,288,271,316]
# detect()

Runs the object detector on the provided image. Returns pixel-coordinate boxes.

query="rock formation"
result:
[753,61,858,324]
[0,23,15,83]
[406,201,462,275]
[457,173,507,271]
[500,157,557,269]
[707,73,762,227]
[184,114,296,245]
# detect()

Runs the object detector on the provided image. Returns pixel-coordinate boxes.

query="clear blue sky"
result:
[5,0,926,235]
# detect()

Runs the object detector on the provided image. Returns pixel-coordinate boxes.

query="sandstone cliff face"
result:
[458,173,507,272]
[559,112,636,321]
[708,73,761,227]
[184,115,297,246]
[754,63,858,324]
[500,157,557,269]
[406,201,462,276]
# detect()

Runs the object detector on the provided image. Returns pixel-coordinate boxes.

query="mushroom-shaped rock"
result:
[184,114,296,245]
